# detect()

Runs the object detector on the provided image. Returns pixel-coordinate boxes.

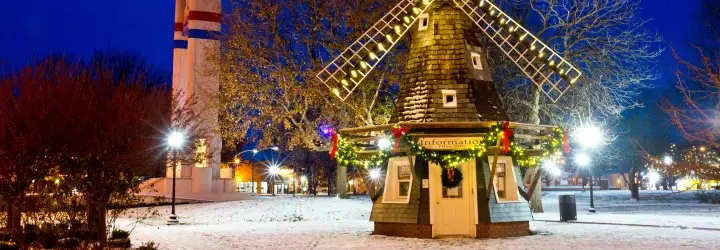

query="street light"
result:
[543,159,562,177]
[575,152,591,167]
[268,164,281,196]
[368,168,382,181]
[663,155,673,165]
[574,124,604,214]
[577,125,603,149]
[377,138,392,150]
[233,147,280,194]
[575,151,595,213]
[167,131,185,224]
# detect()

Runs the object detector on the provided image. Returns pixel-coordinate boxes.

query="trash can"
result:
[559,194,577,221]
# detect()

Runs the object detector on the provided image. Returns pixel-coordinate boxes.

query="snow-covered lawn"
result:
[116,191,720,249]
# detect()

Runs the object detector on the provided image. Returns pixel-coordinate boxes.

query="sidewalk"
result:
[533,212,720,231]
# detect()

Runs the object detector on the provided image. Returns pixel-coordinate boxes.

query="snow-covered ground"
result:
[116,190,720,249]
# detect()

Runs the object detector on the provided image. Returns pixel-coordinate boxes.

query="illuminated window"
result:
[418,13,429,31]
[442,90,457,108]
[471,52,483,70]
[488,156,521,202]
[383,157,414,203]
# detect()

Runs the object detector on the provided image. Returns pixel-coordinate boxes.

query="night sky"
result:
[0,1,704,87]
[0,1,707,138]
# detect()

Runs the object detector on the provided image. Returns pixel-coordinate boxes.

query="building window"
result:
[383,156,414,203]
[471,52,483,70]
[488,156,521,203]
[442,90,457,108]
[418,13,429,31]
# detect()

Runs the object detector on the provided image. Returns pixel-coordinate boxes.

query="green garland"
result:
[336,123,566,171]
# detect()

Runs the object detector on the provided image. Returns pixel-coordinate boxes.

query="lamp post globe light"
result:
[167,131,185,224]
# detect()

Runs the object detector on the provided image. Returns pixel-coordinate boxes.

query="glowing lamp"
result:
[167,131,185,149]
[663,156,673,165]
[377,138,392,150]
[575,152,590,167]
[576,125,603,149]
[543,159,561,177]
[369,168,382,180]
[268,165,280,176]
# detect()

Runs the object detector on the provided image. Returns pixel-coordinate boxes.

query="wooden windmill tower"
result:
[318,0,580,238]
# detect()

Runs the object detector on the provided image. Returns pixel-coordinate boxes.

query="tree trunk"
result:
[86,194,110,244]
[336,162,348,199]
[327,162,333,197]
[6,197,22,244]
[528,167,544,213]
[528,85,544,212]
[305,151,314,195]
[623,170,640,200]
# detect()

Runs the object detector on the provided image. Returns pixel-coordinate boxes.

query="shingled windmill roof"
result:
[390,1,509,123]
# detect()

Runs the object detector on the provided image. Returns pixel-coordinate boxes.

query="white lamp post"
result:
[575,124,603,213]
[167,131,185,224]
[574,151,595,212]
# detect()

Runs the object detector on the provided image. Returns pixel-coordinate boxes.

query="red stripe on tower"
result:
[174,23,184,32]
[187,11,221,23]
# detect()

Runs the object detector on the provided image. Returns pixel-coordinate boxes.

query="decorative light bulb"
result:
[386,34,394,43]
[369,52,378,60]
[351,70,358,78]
[378,43,386,51]
[341,79,349,86]
[332,88,341,97]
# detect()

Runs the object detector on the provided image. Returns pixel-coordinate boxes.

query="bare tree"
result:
[212,0,404,198]
[491,0,662,212]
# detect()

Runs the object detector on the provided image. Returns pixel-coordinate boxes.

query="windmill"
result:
[318,0,581,239]
[316,0,581,122]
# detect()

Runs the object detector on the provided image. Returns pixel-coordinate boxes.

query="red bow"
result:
[501,121,513,154]
[391,126,409,152]
[563,129,571,154]
[330,131,339,159]
[448,168,455,181]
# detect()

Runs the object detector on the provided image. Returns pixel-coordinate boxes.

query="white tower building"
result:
[140,0,252,201]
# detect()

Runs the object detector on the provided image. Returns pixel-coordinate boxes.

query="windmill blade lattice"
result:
[316,0,435,101]
[453,0,582,102]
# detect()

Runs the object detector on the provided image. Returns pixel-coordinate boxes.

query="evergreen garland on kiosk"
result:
[331,122,568,188]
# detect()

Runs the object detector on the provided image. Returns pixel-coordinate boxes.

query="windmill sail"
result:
[453,0,582,102]
[316,0,436,101]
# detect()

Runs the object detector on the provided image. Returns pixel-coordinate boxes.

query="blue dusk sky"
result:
[0,1,704,86]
